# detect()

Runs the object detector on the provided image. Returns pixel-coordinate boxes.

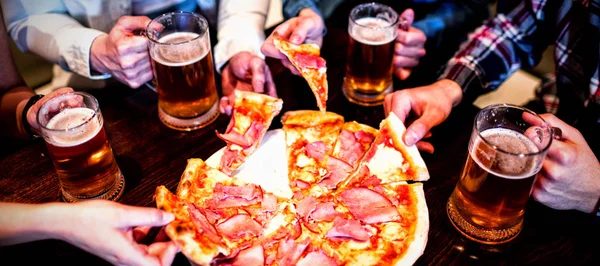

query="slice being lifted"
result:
[274,34,328,113]
[217,90,283,175]
[342,112,430,187]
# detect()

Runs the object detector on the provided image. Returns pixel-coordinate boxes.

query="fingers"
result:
[546,138,577,166]
[539,114,580,142]
[386,91,413,122]
[290,16,318,45]
[249,58,266,94]
[394,42,426,57]
[115,16,152,33]
[94,232,161,266]
[416,141,435,154]
[393,55,420,68]
[219,96,233,116]
[28,87,74,132]
[264,65,278,97]
[394,68,412,81]
[148,242,180,266]
[116,206,174,228]
[396,27,427,47]
[399,9,415,25]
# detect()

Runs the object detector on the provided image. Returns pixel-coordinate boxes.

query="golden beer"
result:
[343,3,398,106]
[38,93,124,202]
[147,12,219,131]
[447,105,552,245]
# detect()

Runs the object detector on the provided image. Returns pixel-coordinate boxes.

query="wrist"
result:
[21,94,44,139]
[90,34,109,74]
[438,79,463,107]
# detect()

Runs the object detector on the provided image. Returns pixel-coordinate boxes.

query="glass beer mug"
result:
[446,104,554,245]
[146,11,219,131]
[343,3,398,106]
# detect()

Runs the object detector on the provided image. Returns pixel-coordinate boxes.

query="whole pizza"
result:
[155,91,430,265]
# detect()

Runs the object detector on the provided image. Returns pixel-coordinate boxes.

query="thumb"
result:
[394,68,412,80]
[400,9,415,25]
[116,16,152,32]
[116,206,175,228]
[290,18,317,44]
[404,120,430,146]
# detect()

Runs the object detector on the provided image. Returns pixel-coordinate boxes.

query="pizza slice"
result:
[155,186,230,266]
[274,34,328,113]
[281,110,348,190]
[342,112,430,187]
[332,121,378,168]
[216,90,283,175]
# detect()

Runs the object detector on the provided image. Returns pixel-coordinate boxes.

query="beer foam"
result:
[153,32,207,67]
[46,107,101,147]
[472,128,541,180]
[350,17,396,45]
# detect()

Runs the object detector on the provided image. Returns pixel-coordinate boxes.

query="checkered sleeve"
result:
[440,0,552,96]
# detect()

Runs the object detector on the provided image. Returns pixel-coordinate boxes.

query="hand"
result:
[261,8,325,75]
[52,200,178,266]
[26,87,74,135]
[219,52,277,115]
[90,16,153,89]
[531,114,600,214]
[394,9,427,80]
[383,79,463,153]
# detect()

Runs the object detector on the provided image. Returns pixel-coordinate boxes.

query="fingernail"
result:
[405,130,418,146]
[290,35,301,44]
[162,212,175,223]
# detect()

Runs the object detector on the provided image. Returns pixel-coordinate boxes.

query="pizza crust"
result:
[386,112,430,181]
[394,183,429,266]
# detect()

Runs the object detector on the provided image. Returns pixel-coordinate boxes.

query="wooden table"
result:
[1,27,599,266]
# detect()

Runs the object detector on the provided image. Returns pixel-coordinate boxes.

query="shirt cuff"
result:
[440,57,486,95]
[56,28,111,80]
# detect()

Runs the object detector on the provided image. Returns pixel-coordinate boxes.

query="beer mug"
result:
[146,11,219,131]
[446,104,554,245]
[343,3,398,106]
[37,92,125,202]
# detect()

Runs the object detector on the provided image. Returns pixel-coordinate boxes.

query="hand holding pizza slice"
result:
[273,34,328,113]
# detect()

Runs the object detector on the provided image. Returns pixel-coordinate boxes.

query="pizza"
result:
[216,90,283,175]
[274,34,328,113]
[155,111,430,266]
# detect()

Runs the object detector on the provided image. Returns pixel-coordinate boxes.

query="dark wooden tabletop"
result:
[1,27,599,266]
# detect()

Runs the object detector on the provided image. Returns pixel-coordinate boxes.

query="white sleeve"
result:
[213,0,270,73]
[2,1,110,79]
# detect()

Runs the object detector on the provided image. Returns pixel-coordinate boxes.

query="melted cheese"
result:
[233,112,252,133]
[366,143,404,178]
[296,153,314,168]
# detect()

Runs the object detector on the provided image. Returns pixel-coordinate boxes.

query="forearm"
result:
[6,13,108,79]
[439,1,550,98]
[0,86,35,139]
[214,0,270,72]
[282,0,322,20]
[0,202,65,246]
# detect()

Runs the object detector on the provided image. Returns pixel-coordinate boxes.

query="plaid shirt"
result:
[442,0,600,123]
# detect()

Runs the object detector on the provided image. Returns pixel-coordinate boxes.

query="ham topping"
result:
[339,188,400,224]
[187,204,222,243]
[217,121,265,148]
[319,156,352,189]
[310,202,338,222]
[216,214,262,242]
[210,183,262,208]
[231,244,264,266]
[297,196,317,220]
[276,237,310,266]
[305,141,327,161]
[261,193,278,213]
[297,251,337,266]
[325,217,370,242]
[294,53,326,69]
